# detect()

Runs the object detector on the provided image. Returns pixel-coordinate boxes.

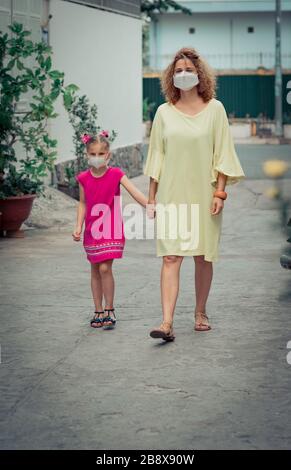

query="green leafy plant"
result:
[0,22,78,199]
[64,94,117,187]
[141,1,192,69]
[141,0,192,18]
[279,216,291,270]
[143,97,156,122]
[286,217,291,243]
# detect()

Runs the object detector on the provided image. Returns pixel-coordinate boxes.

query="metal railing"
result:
[145,52,291,72]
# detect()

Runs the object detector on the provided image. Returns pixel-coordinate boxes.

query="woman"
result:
[144,47,246,341]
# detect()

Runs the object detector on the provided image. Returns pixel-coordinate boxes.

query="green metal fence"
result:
[143,75,291,122]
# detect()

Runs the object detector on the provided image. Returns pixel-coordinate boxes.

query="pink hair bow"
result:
[81,134,92,144]
[99,130,109,138]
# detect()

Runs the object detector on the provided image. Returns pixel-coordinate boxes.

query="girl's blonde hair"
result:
[160,47,217,104]
[82,133,110,151]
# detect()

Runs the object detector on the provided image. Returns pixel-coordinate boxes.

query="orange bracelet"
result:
[214,190,227,200]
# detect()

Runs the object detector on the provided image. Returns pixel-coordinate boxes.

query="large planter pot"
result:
[230,123,251,139]
[283,124,291,139]
[0,194,36,238]
[57,182,79,201]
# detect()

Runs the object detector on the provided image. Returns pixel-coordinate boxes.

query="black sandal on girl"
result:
[102,308,116,330]
[90,310,104,328]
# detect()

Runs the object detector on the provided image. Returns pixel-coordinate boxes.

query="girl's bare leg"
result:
[161,255,184,325]
[193,255,213,316]
[91,263,103,312]
[98,260,115,325]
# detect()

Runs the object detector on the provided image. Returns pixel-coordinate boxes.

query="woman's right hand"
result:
[72,227,82,241]
[146,200,156,219]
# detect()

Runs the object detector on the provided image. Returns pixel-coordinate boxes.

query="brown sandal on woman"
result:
[150,321,175,341]
[194,311,211,331]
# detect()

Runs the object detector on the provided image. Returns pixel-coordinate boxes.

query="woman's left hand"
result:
[146,200,156,219]
[210,196,224,215]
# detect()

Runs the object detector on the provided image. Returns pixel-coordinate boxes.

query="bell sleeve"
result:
[143,107,165,183]
[211,102,246,187]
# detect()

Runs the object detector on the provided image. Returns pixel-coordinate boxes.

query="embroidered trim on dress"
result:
[87,248,123,256]
[84,241,124,250]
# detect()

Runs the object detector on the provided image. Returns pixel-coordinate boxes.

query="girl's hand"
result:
[211,197,224,216]
[72,227,82,241]
[146,200,156,219]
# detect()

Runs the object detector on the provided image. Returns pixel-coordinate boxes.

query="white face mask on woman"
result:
[173,71,199,91]
[88,155,107,169]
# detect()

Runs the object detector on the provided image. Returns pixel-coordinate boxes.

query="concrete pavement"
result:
[0,164,291,449]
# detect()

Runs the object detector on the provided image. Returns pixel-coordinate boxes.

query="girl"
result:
[72,130,148,329]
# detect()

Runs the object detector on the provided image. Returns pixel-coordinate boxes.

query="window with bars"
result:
[63,0,141,19]
[0,0,43,113]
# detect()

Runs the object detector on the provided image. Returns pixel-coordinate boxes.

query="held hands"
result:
[72,197,223,229]
[210,196,224,216]
[146,200,156,219]
[72,226,82,241]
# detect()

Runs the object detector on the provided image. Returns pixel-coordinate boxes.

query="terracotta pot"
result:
[0,194,36,238]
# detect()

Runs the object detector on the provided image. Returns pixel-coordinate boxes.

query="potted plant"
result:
[57,93,117,200]
[263,160,291,269]
[143,97,156,139]
[280,217,291,270]
[0,22,77,237]
[283,112,291,139]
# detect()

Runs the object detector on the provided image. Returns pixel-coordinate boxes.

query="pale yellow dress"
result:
[143,98,246,262]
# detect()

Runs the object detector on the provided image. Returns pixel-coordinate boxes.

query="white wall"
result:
[49,0,142,163]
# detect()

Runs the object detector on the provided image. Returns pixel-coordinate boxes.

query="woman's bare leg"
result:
[161,255,184,324]
[91,263,103,311]
[193,255,213,318]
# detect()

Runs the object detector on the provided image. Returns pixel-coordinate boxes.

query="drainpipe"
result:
[41,0,50,45]
[230,17,233,69]
[275,0,283,137]
[41,1,55,185]
[152,14,158,72]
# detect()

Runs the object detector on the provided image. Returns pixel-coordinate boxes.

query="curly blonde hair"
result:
[160,47,217,104]
[85,135,110,151]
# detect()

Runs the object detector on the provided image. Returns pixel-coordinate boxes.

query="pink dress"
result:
[75,166,126,264]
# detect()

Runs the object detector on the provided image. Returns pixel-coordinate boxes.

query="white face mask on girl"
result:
[88,156,107,169]
[173,71,199,91]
